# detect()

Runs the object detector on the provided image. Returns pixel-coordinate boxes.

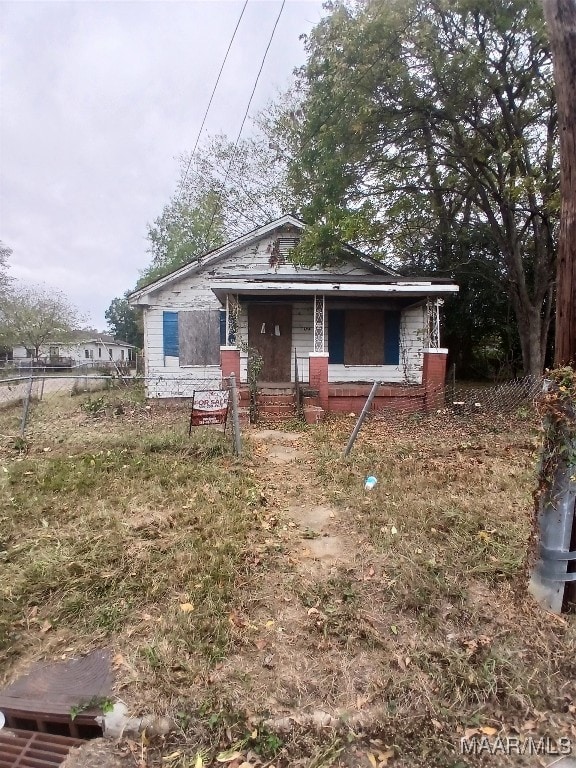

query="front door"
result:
[248,304,292,382]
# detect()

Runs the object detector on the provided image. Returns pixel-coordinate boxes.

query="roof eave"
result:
[211,281,459,302]
[128,214,306,304]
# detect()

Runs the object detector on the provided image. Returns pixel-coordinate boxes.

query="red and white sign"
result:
[190,390,229,426]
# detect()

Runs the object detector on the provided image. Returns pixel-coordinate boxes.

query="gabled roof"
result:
[128,215,399,304]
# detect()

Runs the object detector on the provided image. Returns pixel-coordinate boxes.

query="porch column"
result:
[220,347,241,383]
[309,353,329,410]
[423,348,448,410]
[313,295,326,353]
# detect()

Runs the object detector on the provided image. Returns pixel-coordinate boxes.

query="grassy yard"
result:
[1,389,575,767]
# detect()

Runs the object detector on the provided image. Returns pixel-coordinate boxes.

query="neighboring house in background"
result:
[12,333,136,368]
[128,215,458,415]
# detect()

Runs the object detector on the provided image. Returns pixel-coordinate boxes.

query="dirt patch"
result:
[300,535,349,561]
[288,503,337,530]
[266,444,304,463]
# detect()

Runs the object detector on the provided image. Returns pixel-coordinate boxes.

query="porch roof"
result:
[211,278,458,302]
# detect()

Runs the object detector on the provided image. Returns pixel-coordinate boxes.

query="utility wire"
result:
[203,0,286,247]
[175,0,249,204]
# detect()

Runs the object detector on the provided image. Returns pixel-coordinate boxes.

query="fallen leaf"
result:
[162,752,182,762]
[479,726,498,736]
[179,603,194,613]
[216,750,243,763]
[390,526,398,535]
[40,620,52,633]
[194,754,204,768]
[366,752,378,768]
[377,748,394,766]
[390,625,398,635]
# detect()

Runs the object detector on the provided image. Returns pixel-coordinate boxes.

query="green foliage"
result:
[0,240,12,295]
[139,189,226,287]
[80,396,108,416]
[105,292,143,348]
[286,0,558,376]
[136,129,298,292]
[70,696,114,721]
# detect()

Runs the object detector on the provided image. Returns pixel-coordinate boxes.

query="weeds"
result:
[2,395,575,767]
[0,409,268,700]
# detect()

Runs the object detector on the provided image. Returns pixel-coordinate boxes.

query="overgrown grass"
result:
[0,408,270,710]
[2,395,576,767]
[295,413,576,758]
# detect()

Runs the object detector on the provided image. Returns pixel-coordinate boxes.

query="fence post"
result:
[40,377,46,401]
[20,375,34,437]
[343,381,380,457]
[229,373,242,457]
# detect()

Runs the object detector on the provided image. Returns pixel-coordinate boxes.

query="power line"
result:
[203,0,286,247]
[175,0,249,204]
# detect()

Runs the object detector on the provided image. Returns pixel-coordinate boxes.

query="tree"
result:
[0,240,12,294]
[176,130,297,240]
[286,0,559,376]
[105,293,143,348]
[140,189,227,287]
[0,284,83,360]
[139,126,296,289]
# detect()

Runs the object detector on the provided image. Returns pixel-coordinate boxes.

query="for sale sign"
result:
[190,389,230,427]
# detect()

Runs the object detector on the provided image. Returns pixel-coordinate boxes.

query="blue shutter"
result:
[163,311,179,357]
[328,309,345,364]
[384,311,401,365]
[219,309,226,346]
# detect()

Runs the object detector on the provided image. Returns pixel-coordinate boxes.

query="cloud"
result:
[1,0,324,328]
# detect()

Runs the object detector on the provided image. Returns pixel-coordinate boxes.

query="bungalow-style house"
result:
[13,333,136,369]
[129,216,458,419]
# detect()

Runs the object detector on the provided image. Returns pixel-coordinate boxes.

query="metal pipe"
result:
[20,375,34,436]
[343,381,380,457]
[229,373,242,456]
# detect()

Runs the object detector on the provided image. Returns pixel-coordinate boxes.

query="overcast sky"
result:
[0,0,324,329]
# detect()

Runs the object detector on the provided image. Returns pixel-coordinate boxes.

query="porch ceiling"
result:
[211,280,458,302]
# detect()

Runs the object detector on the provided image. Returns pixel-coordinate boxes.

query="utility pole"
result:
[543,0,576,368]
[529,0,576,612]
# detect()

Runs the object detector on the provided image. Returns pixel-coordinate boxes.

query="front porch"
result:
[218,289,450,419]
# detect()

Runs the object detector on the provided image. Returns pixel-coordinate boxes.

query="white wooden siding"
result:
[142,234,374,392]
[141,233,426,395]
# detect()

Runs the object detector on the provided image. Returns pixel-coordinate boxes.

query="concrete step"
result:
[258,394,295,406]
[259,404,296,416]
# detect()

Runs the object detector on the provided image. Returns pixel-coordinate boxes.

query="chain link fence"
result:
[0,371,543,446]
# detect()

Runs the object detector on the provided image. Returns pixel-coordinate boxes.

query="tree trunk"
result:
[510,291,545,377]
[543,0,576,368]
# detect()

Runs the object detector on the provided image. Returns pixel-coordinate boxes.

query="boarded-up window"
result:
[328,309,401,366]
[179,310,221,366]
[344,310,385,365]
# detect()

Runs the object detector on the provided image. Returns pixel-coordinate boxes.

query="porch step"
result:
[259,387,294,396]
[259,394,294,406]
[259,404,296,417]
